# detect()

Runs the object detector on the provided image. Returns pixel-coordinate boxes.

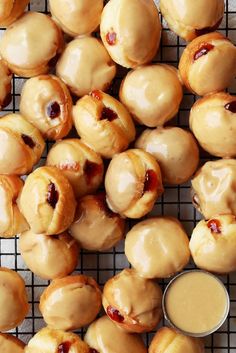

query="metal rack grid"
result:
[0,0,236,352]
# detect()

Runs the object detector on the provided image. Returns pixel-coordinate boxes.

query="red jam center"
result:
[96,193,117,218]
[143,170,158,193]
[195,18,223,36]
[21,134,36,149]
[58,342,71,353]
[106,32,117,45]
[225,101,236,113]
[84,160,102,184]
[90,90,103,100]
[47,101,61,119]
[194,43,214,61]
[207,219,221,234]
[89,349,99,353]
[101,107,118,122]
[47,182,59,209]
[107,305,124,323]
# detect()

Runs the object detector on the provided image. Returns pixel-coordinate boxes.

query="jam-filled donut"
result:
[85,316,147,353]
[0,114,45,175]
[125,217,190,279]
[0,267,29,331]
[179,32,236,96]
[73,91,136,159]
[69,193,125,251]
[49,0,103,37]
[103,269,162,333]
[159,0,224,41]
[136,127,199,185]
[119,64,183,127]
[20,75,73,140]
[0,12,63,77]
[46,139,104,198]
[18,166,76,235]
[0,175,29,238]
[190,93,236,158]
[0,333,25,353]
[25,327,90,353]
[105,149,164,219]
[100,0,161,68]
[56,36,116,97]
[0,59,12,110]
[0,0,30,27]
[39,275,102,330]
[190,214,236,274]
[192,159,236,219]
[19,230,79,280]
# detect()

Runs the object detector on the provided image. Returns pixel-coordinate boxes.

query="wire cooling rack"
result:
[0,1,236,352]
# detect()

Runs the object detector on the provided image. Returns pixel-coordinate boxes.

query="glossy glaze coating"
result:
[149,327,205,353]
[125,217,190,279]
[46,139,104,198]
[40,275,102,331]
[0,175,28,238]
[49,0,103,37]
[0,12,63,77]
[20,75,73,140]
[179,32,236,96]
[0,267,29,331]
[103,269,162,333]
[69,193,125,251]
[25,327,90,353]
[0,333,25,353]
[0,114,45,175]
[119,64,183,127]
[85,316,147,353]
[0,0,30,27]
[190,93,236,157]
[57,36,116,97]
[160,0,224,41]
[0,59,12,110]
[100,0,161,68]
[73,91,136,158]
[105,149,164,218]
[192,159,236,219]
[18,166,76,235]
[19,230,79,280]
[136,127,199,185]
[190,215,236,274]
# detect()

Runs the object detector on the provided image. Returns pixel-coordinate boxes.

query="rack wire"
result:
[0,0,236,352]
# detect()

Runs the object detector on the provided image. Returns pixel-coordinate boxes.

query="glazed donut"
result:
[0,333,25,353]
[0,0,30,27]
[0,59,12,110]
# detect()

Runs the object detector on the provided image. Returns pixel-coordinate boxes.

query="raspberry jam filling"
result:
[194,43,214,61]
[225,101,236,113]
[207,219,221,234]
[58,342,71,353]
[107,305,124,323]
[101,107,118,122]
[90,90,103,100]
[143,170,158,193]
[47,101,61,119]
[106,31,117,45]
[47,182,59,209]
[21,134,35,149]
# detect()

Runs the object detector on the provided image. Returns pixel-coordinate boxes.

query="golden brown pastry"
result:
[73,91,136,158]
[190,214,236,274]
[179,32,236,96]
[0,267,29,331]
[190,93,236,158]
[192,159,236,219]
[125,217,190,279]
[100,0,161,68]
[0,59,12,110]
[49,0,103,37]
[159,0,224,41]
[0,175,29,238]
[20,75,73,140]
[46,139,104,198]
[39,275,102,331]
[19,230,79,280]
[119,64,183,127]
[136,127,199,185]
[25,327,90,353]
[149,327,204,353]
[69,193,125,251]
[102,269,162,333]
[85,316,147,353]
[56,36,116,97]
[105,149,163,218]
[0,0,30,27]
[18,166,76,235]
[0,12,63,77]
[0,333,25,353]
[0,114,45,175]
